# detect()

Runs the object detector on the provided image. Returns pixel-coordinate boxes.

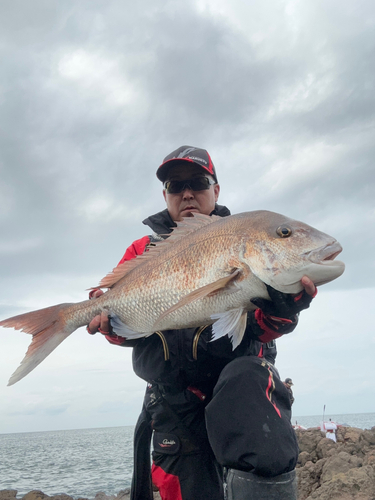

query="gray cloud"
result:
[0,0,374,433]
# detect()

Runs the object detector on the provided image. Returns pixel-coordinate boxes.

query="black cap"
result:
[157,145,218,183]
[285,378,294,385]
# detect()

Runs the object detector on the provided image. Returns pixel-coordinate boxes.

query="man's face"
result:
[163,164,220,222]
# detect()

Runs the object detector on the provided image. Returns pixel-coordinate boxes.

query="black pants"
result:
[205,356,298,477]
[147,386,224,500]
[152,446,223,500]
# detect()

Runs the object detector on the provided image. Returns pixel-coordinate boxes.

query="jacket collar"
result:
[142,204,231,236]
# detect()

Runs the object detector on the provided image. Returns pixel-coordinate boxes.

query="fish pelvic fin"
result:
[110,313,148,339]
[0,304,75,385]
[153,269,242,329]
[95,213,222,290]
[210,308,248,350]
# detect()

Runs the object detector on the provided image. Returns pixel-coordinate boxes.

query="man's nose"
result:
[182,187,195,199]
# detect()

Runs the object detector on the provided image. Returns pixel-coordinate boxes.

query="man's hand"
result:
[301,276,316,297]
[251,276,317,319]
[87,289,110,335]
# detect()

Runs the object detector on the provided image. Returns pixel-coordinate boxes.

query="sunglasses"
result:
[164,176,215,194]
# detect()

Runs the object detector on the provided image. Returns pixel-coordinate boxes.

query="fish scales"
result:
[96,217,248,331]
[0,210,345,385]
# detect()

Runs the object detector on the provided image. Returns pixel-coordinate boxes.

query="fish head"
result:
[241,211,345,294]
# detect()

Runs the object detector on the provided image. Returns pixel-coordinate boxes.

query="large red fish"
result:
[0,211,344,385]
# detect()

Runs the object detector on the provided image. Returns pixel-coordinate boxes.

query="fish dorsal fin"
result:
[167,213,221,243]
[96,213,222,289]
[97,258,145,289]
[153,268,242,328]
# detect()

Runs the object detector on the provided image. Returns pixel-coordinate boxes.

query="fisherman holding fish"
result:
[86,146,323,500]
[1,146,344,500]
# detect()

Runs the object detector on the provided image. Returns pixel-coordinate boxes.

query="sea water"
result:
[0,426,134,498]
[292,412,375,430]
[1,413,374,499]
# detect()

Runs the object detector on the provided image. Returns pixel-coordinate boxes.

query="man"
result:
[284,377,295,405]
[88,146,316,500]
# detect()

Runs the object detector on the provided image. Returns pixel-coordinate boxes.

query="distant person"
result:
[283,378,295,405]
[323,419,337,442]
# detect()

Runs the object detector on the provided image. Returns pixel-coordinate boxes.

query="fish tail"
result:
[0,303,77,385]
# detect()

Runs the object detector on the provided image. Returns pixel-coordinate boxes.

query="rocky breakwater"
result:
[295,425,375,499]
[1,426,375,500]
[0,491,161,500]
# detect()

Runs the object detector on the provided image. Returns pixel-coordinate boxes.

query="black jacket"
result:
[127,204,273,395]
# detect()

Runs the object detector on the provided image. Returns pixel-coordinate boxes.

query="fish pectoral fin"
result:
[110,314,149,340]
[210,309,248,350]
[154,269,242,328]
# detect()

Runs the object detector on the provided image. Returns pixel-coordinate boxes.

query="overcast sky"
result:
[0,0,374,435]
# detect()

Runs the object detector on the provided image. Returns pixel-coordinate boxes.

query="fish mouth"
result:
[301,241,345,286]
[304,242,343,265]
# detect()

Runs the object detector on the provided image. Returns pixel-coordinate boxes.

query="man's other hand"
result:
[251,276,317,319]
[87,289,110,335]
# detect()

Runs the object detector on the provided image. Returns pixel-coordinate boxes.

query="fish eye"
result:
[276,226,292,238]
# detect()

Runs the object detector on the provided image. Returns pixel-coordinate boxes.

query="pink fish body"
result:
[0,211,344,385]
